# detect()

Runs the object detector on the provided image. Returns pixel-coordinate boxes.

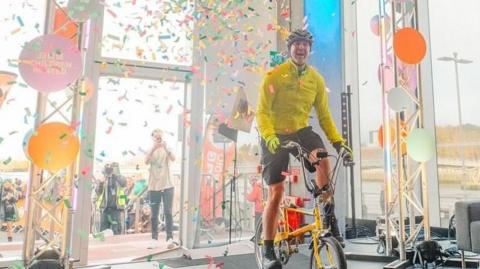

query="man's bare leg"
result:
[263,181,284,240]
[262,180,284,269]
[309,148,330,188]
[311,148,344,246]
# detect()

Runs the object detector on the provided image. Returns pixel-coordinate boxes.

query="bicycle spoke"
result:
[326,244,336,265]
[311,237,346,269]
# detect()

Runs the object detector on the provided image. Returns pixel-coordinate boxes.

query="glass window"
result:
[194,116,260,247]
[429,0,480,227]
[101,0,193,66]
[356,2,385,220]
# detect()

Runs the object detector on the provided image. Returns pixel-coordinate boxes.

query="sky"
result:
[1,0,479,164]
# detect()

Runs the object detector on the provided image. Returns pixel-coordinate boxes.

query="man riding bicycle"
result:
[256,29,352,269]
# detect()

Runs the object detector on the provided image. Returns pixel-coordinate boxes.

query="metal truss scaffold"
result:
[378,0,431,268]
[22,1,87,268]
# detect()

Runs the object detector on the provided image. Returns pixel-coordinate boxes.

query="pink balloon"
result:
[378,55,394,91]
[397,62,417,92]
[19,34,82,92]
[378,55,417,93]
[370,15,391,36]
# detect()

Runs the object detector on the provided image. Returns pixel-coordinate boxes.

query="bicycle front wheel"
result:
[310,236,347,269]
[253,216,264,269]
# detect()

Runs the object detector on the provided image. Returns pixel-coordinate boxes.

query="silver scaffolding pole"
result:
[22,1,87,268]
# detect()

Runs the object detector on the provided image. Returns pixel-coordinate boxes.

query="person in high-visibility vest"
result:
[95,162,127,235]
[1,179,18,242]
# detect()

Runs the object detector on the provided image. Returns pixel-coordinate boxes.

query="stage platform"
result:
[78,238,480,269]
[2,235,479,268]
[78,239,392,269]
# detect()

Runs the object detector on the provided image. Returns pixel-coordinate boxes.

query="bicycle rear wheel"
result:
[310,236,347,269]
[254,216,264,268]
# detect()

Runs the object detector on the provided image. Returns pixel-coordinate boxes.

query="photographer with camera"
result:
[145,128,176,249]
[95,162,127,235]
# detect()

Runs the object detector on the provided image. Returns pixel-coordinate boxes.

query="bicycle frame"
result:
[271,141,347,262]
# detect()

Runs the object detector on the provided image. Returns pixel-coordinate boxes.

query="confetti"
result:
[10,261,24,269]
[93,232,105,241]
[63,199,72,208]
[77,230,89,238]
[16,16,25,27]
[107,214,118,225]
[2,157,12,165]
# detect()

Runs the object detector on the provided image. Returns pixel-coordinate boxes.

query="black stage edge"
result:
[345,252,397,263]
[444,258,480,268]
[160,253,311,268]
[383,259,411,269]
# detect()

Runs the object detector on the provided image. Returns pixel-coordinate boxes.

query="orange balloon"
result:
[378,121,408,155]
[28,122,80,171]
[393,28,426,64]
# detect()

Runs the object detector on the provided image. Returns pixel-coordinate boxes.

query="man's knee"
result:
[315,158,330,175]
[267,182,284,205]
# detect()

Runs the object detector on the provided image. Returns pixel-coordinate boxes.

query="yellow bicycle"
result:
[254,140,349,269]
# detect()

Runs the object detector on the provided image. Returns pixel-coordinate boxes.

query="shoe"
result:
[8,236,12,242]
[166,238,176,249]
[147,239,160,249]
[263,249,282,269]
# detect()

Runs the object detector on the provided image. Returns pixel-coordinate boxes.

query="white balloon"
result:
[387,86,412,112]
[406,128,435,162]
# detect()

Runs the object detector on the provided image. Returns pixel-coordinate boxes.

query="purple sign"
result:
[19,34,82,92]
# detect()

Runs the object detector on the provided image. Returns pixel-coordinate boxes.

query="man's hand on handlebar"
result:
[333,141,353,163]
[265,135,280,154]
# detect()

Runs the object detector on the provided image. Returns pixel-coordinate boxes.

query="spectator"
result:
[95,162,127,235]
[124,176,136,231]
[145,128,176,249]
[14,178,26,199]
[246,177,264,227]
[1,180,18,242]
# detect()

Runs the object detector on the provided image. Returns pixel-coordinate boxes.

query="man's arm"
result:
[314,77,344,144]
[95,181,104,195]
[145,147,156,165]
[116,175,127,187]
[164,145,175,162]
[256,74,276,139]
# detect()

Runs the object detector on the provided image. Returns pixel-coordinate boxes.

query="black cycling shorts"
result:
[260,126,326,185]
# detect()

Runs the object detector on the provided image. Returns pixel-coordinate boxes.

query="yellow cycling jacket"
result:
[256,59,344,144]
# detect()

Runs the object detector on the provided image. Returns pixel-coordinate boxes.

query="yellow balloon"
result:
[28,122,80,171]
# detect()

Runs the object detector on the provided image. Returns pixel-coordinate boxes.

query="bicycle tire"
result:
[310,236,347,269]
[254,216,264,268]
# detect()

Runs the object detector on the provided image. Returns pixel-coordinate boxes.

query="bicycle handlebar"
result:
[282,140,329,162]
[281,140,352,198]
